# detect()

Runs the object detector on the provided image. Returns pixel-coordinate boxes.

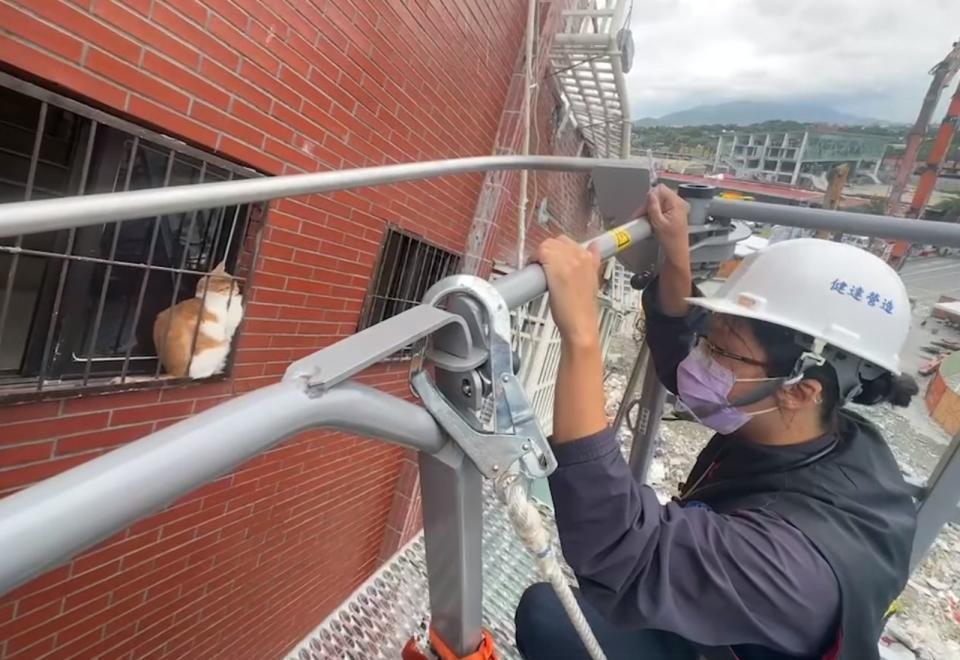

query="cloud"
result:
[624,0,960,121]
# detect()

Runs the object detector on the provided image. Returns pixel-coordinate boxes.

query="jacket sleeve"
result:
[548,429,840,657]
[640,279,705,394]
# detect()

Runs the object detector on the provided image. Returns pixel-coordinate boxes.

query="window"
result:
[359,228,460,356]
[0,73,264,398]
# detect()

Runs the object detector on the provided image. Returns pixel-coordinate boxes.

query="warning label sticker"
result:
[610,228,632,250]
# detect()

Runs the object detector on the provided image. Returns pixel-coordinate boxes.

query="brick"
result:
[0,401,59,425]
[108,401,193,426]
[6,594,109,655]
[5,634,54,659]
[248,21,309,76]
[142,51,230,109]
[264,137,317,173]
[127,96,218,149]
[93,0,199,69]
[217,136,282,174]
[3,412,108,445]
[71,530,159,575]
[0,442,53,468]
[26,0,142,62]
[232,99,294,144]
[203,0,249,31]
[152,3,240,71]
[238,61,302,112]
[159,382,233,402]
[0,454,96,492]
[0,4,84,62]
[56,423,152,456]
[51,626,103,659]
[199,57,270,108]
[0,36,127,108]
[86,48,189,113]
[209,14,275,74]
[160,0,208,26]
[63,389,160,415]
[0,600,61,645]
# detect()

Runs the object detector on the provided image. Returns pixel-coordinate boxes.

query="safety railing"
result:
[2,156,960,655]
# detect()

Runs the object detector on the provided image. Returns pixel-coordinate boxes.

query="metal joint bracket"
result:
[283,304,474,393]
[413,274,557,480]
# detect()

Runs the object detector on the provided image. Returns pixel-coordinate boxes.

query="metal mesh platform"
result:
[288,485,559,659]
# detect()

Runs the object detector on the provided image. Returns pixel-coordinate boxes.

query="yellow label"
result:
[611,228,632,250]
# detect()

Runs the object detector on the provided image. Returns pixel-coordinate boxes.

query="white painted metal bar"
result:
[0,156,648,237]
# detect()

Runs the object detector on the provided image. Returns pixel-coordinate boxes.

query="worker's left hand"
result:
[536,236,602,347]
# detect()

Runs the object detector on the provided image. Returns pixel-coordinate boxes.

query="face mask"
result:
[676,343,780,434]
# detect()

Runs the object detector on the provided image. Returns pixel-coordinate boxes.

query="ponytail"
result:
[853,373,919,408]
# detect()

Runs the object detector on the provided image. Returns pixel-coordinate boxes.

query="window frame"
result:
[0,71,266,402]
[358,226,461,358]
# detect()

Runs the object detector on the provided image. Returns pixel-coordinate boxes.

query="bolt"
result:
[492,464,500,472]
[501,374,510,383]
[461,380,473,397]
[522,442,531,451]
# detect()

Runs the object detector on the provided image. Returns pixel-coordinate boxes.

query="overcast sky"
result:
[625,0,960,121]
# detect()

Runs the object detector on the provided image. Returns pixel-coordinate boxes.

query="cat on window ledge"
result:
[153,262,244,379]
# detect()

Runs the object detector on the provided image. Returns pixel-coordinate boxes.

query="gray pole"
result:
[625,347,669,483]
[707,198,960,248]
[0,382,446,596]
[0,156,650,238]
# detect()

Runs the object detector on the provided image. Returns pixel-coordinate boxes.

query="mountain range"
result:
[634,101,875,127]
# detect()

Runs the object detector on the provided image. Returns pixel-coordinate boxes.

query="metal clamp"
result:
[412,274,557,480]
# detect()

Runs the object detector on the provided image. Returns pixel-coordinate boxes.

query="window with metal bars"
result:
[358,228,460,356]
[0,73,265,399]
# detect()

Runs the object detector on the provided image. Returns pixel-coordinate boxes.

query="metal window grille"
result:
[359,228,460,357]
[0,72,265,400]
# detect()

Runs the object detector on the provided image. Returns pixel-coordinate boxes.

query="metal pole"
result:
[911,430,960,571]
[626,349,669,483]
[0,382,446,596]
[612,341,647,433]
[497,217,653,308]
[707,198,960,248]
[418,446,484,655]
[0,156,651,238]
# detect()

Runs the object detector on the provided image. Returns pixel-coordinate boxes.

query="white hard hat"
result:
[688,238,910,375]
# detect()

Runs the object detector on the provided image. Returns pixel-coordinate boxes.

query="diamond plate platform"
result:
[287,485,561,659]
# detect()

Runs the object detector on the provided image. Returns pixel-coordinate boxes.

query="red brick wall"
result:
[0,1,595,658]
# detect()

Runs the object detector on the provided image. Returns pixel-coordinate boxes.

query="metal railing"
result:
[3,156,960,655]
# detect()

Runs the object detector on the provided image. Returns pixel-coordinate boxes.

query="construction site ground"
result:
[604,255,960,660]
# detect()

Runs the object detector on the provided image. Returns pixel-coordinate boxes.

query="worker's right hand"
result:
[647,185,690,267]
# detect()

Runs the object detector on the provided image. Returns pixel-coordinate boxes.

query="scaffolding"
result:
[3,159,960,656]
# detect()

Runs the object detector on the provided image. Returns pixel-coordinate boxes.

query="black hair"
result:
[743,318,918,425]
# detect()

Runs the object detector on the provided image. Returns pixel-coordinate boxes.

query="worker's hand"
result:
[537,236,602,347]
[647,185,690,267]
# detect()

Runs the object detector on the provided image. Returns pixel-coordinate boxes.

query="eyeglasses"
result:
[697,335,769,368]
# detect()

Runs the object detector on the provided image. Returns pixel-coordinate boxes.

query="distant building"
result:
[713,129,892,185]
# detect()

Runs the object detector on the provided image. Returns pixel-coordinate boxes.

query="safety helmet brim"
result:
[686,295,902,376]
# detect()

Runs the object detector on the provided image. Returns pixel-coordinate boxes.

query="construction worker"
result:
[514,185,918,660]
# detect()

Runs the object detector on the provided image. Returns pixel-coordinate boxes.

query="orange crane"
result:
[885,40,960,267]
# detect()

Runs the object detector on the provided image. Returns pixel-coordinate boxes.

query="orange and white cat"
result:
[153,262,244,379]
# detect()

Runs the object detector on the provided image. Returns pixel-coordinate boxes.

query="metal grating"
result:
[550,0,633,159]
[359,228,460,357]
[288,485,564,660]
[0,72,264,398]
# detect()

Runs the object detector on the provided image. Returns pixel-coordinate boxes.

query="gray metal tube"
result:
[627,351,669,483]
[497,217,653,309]
[0,156,647,238]
[709,198,960,247]
[0,381,445,595]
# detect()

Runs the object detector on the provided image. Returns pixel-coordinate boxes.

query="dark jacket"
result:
[547,281,916,660]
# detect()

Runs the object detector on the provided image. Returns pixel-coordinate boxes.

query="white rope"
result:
[495,473,608,660]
